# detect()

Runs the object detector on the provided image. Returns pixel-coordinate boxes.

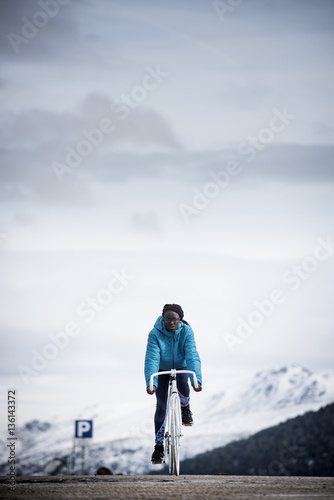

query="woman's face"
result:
[163,311,181,332]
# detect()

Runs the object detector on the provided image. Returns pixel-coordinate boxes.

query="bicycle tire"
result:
[170,398,176,475]
[167,397,174,475]
[175,396,181,475]
[170,395,181,475]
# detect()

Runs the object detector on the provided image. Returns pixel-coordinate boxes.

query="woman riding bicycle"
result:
[144,304,202,463]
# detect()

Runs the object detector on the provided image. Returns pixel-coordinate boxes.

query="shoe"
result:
[151,444,164,464]
[181,406,193,426]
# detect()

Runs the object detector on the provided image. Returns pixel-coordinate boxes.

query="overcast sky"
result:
[0,0,334,427]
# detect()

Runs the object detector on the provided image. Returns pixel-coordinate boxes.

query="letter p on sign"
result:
[75,420,93,438]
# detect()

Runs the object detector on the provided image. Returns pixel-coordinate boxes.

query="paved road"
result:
[1,475,334,500]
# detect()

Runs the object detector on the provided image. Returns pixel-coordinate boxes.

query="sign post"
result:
[73,420,93,475]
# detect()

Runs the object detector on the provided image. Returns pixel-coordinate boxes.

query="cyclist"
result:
[144,304,202,464]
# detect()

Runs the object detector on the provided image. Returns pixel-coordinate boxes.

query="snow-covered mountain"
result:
[1,364,334,476]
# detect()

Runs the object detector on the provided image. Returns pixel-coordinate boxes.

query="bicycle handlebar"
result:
[149,369,198,392]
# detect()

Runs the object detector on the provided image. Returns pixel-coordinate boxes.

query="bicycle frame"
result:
[149,369,198,475]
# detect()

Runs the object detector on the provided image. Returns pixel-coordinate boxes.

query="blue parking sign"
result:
[75,420,93,438]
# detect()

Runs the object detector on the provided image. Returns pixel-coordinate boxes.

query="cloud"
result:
[1,92,181,150]
[0,0,100,62]
[1,137,333,210]
[0,91,182,203]
[212,0,334,37]
[129,211,163,239]
[231,144,334,185]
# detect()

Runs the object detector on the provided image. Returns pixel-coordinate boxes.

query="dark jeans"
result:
[154,368,190,437]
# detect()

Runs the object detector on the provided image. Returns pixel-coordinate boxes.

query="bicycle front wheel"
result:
[169,395,181,475]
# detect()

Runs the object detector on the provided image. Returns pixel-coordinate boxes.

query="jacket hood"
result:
[154,316,183,337]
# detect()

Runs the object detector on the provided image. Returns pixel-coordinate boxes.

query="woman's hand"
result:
[146,385,156,395]
[193,383,202,392]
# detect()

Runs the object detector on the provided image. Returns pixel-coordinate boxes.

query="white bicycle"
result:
[149,369,199,476]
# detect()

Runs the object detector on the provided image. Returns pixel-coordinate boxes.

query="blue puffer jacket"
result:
[144,316,202,389]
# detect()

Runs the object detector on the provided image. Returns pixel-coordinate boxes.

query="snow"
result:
[1,364,334,475]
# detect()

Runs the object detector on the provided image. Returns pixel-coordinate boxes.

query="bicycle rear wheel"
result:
[169,395,181,475]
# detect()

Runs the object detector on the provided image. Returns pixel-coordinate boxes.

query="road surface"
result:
[1,475,334,500]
